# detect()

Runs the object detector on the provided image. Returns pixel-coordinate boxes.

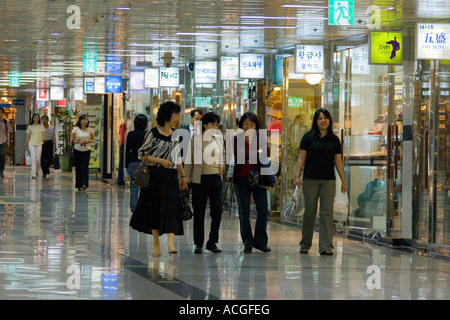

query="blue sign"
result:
[105,56,123,74]
[105,76,122,93]
[12,99,24,105]
[0,104,12,108]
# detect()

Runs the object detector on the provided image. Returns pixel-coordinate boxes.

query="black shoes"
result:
[253,245,271,253]
[195,243,222,254]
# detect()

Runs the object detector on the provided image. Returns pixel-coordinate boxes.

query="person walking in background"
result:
[185,112,224,254]
[294,108,347,256]
[129,101,188,257]
[180,109,203,139]
[71,114,95,192]
[0,108,13,178]
[25,113,45,179]
[233,112,271,254]
[40,115,56,178]
[125,114,148,213]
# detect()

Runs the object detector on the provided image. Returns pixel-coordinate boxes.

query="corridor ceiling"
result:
[1,0,450,98]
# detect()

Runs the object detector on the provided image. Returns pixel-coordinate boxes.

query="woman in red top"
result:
[233,112,271,253]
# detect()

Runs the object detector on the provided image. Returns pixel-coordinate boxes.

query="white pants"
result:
[28,143,42,177]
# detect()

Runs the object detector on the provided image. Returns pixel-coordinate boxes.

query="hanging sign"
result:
[239,53,264,79]
[294,45,324,74]
[105,56,123,74]
[37,89,48,101]
[9,71,20,87]
[416,23,450,60]
[130,71,145,91]
[105,76,122,93]
[195,61,217,84]
[352,45,370,74]
[144,68,159,88]
[159,67,180,87]
[94,77,105,94]
[50,86,64,101]
[83,42,97,73]
[84,77,95,93]
[328,0,354,26]
[369,31,403,65]
[220,56,239,81]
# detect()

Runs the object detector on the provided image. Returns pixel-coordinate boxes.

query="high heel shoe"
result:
[168,249,178,255]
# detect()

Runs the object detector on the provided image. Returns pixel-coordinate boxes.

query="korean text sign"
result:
[294,45,324,74]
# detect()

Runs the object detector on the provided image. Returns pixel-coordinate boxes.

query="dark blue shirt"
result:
[299,131,342,180]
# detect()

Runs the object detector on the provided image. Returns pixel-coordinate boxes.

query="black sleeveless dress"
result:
[129,127,183,236]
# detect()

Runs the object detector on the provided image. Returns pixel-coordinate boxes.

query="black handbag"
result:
[132,161,150,188]
[248,161,276,189]
[69,148,76,167]
[179,190,192,221]
[53,155,60,170]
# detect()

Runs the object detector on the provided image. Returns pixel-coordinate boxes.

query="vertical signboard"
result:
[83,42,97,73]
[369,31,403,65]
[144,68,159,88]
[328,0,354,26]
[159,67,180,87]
[220,56,239,81]
[9,71,20,87]
[294,45,324,73]
[105,76,122,93]
[195,61,217,84]
[239,53,265,79]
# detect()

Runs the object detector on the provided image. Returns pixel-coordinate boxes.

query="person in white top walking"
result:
[71,114,95,192]
[25,113,45,179]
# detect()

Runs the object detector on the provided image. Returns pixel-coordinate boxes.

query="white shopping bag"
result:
[334,192,348,221]
[25,151,31,166]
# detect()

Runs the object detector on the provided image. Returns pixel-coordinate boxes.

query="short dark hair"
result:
[238,112,260,130]
[156,101,181,126]
[76,114,90,128]
[41,115,49,120]
[30,113,41,125]
[190,109,203,118]
[201,112,221,131]
[134,114,148,131]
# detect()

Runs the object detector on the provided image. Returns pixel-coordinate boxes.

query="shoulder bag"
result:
[132,161,150,187]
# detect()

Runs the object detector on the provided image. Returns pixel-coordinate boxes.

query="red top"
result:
[236,140,257,177]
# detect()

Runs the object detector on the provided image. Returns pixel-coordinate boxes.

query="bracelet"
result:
[180,175,186,178]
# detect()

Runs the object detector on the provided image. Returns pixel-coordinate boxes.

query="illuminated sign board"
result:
[369,31,403,65]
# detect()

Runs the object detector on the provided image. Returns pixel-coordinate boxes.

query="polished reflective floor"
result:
[0,166,449,300]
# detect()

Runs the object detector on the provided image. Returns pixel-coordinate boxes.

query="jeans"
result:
[127,161,141,212]
[192,174,223,247]
[300,179,336,253]
[234,177,269,249]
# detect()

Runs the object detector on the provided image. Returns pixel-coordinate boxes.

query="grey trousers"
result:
[300,179,335,253]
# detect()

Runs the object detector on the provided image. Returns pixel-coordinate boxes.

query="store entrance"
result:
[338,46,403,238]
[413,61,450,248]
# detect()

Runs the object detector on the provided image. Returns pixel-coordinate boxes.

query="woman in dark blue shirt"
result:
[294,109,346,256]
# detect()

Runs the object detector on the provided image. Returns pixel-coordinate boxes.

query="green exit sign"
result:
[328,0,354,26]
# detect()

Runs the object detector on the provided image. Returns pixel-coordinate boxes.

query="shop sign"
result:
[73,86,84,101]
[416,23,450,60]
[37,89,48,101]
[105,76,122,93]
[50,86,64,101]
[239,53,265,79]
[195,61,217,84]
[369,31,403,65]
[328,0,354,26]
[144,68,159,88]
[94,77,105,94]
[130,71,145,91]
[0,104,12,108]
[194,97,212,108]
[159,67,179,87]
[352,45,370,74]
[84,77,95,93]
[105,56,123,74]
[220,57,239,81]
[294,45,324,74]
[12,99,24,106]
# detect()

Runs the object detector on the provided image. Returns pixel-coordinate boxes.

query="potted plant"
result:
[52,108,80,171]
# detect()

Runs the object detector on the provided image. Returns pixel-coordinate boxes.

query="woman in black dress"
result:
[129,102,188,257]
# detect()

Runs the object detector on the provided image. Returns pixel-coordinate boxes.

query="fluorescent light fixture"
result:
[117,7,130,10]
[198,25,297,29]
[176,32,242,37]
[239,16,328,20]
[281,5,327,9]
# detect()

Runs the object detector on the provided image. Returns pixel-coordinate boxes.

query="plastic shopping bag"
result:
[333,192,349,221]
[25,151,31,166]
